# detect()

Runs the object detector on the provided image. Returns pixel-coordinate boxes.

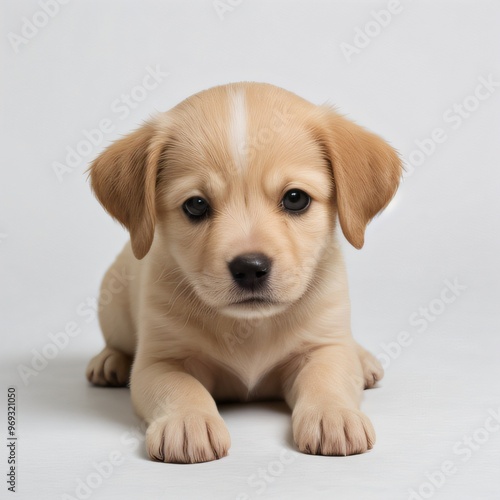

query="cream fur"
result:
[228,89,247,174]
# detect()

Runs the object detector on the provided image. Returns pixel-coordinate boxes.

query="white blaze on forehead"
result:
[228,90,247,173]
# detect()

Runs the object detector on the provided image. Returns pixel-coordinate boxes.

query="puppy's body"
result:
[91,236,352,401]
[86,83,401,463]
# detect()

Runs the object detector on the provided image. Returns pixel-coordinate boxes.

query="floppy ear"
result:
[318,110,402,249]
[89,120,166,259]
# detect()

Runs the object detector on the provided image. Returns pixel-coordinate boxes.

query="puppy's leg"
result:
[284,344,375,456]
[356,343,384,389]
[86,245,136,387]
[131,357,231,464]
[86,346,132,387]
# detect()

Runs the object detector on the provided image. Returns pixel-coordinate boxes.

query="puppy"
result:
[86,82,401,463]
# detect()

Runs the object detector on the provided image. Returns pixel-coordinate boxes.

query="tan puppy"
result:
[86,82,401,463]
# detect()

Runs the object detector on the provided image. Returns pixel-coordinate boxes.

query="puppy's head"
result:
[90,83,401,318]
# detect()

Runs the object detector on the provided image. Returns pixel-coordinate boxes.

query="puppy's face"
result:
[158,89,334,318]
[90,83,401,319]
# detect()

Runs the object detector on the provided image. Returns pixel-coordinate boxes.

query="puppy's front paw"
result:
[146,412,231,463]
[292,405,375,456]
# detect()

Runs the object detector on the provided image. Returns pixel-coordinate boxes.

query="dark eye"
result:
[182,197,210,220]
[282,189,311,213]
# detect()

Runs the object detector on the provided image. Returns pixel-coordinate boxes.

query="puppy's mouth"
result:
[220,294,290,318]
[230,297,278,306]
[220,292,289,319]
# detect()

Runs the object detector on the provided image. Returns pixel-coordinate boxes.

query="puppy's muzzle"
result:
[228,253,271,290]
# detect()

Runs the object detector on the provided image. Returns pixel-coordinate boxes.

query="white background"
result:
[1,1,500,499]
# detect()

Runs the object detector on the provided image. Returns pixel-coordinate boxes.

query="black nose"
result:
[228,253,272,290]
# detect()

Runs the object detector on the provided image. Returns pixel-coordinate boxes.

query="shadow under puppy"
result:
[86,82,401,463]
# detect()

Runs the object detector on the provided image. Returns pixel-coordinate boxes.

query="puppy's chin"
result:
[219,301,290,320]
